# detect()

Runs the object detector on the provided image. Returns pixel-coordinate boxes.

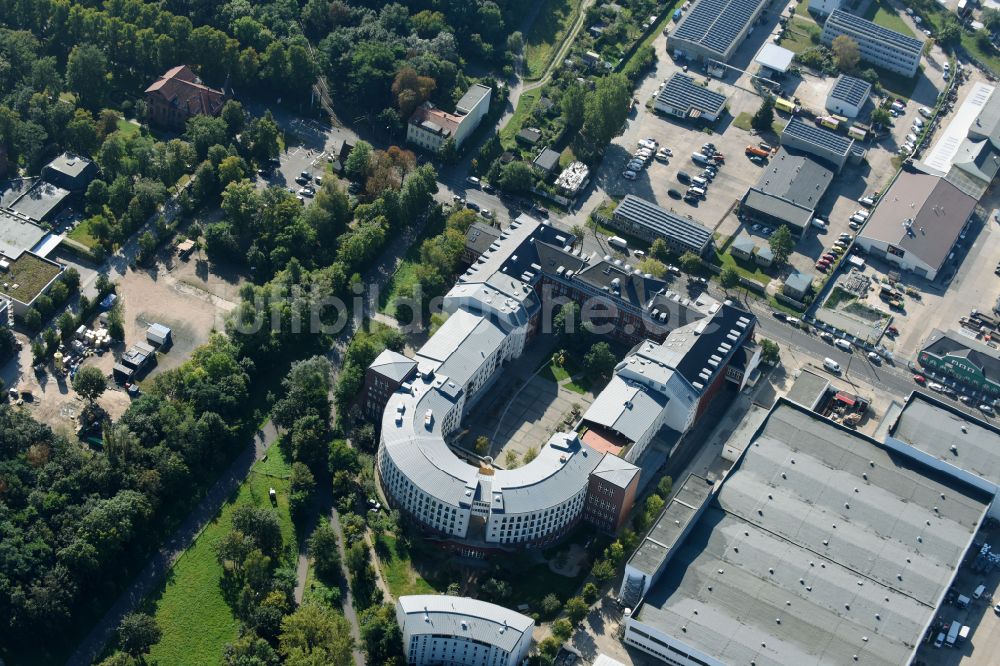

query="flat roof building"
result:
[884,391,1000,518]
[41,153,98,192]
[740,148,833,234]
[611,194,713,256]
[826,75,872,118]
[754,43,795,76]
[855,172,976,280]
[0,209,47,261]
[668,0,769,63]
[781,116,855,172]
[653,73,727,123]
[623,399,991,666]
[397,595,534,666]
[783,271,814,300]
[821,9,924,78]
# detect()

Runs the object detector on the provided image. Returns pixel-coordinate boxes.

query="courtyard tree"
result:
[720,266,740,293]
[831,35,860,72]
[679,251,702,274]
[117,612,162,659]
[769,225,794,266]
[760,338,781,365]
[474,435,490,456]
[565,596,589,624]
[73,366,107,405]
[584,342,616,381]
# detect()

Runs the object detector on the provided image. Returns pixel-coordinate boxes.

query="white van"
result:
[692,176,708,188]
[688,186,706,197]
[974,584,986,599]
[608,236,629,250]
[834,338,853,352]
[823,358,841,373]
[811,218,828,230]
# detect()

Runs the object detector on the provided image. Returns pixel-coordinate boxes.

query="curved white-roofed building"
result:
[397,595,534,666]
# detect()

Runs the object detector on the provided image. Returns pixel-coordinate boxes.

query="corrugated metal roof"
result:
[782,117,854,158]
[613,195,713,253]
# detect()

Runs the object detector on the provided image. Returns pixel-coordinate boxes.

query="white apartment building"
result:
[406,83,492,152]
[821,9,923,78]
[397,595,534,666]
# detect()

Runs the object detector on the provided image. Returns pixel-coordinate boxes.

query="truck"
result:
[774,97,799,114]
[746,145,770,158]
[707,62,725,78]
[817,116,841,130]
[946,620,960,647]
[848,126,868,141]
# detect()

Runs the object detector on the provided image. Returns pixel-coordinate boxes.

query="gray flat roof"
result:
[628,475,712,578]
[825,9,924,58]
[655,73,727,117]
[782,117,855,158]
[859,172,976,272]
[891,390,1000,490]
[9,181,70,221]
[829,75,873,108]
[44,152,95,179]
[533,147,562,172]
[614,195,713,253]
[456,83,491,114]
[0,209,47,261]
[370,349,417,383]
[634,400,990,666]
[672,0,768,58]
[786,369,830,409]
[755,148,833,208]
[742,189,814,229]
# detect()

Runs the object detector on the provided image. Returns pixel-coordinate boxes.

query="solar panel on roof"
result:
[673,0,767,57]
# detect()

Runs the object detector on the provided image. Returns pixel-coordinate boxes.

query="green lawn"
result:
[863,2,915,37]
[539,353,592,394]
[379,534,436,597]
[67,217,101,249]
[779,16,822,54]
[115,118,140,137]
[733,112,753,132]
[500,89,541,148]
[144,447,296,666]
[524,0,585,79]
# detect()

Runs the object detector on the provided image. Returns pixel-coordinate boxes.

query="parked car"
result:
[749,154,766,165]
[913,374,926,384]
[820,332,834,343]
[654,151,670,162]
[867,351,882,364]
[622,170,638,180]
[928,382,945,392]
[919,107,933,118]
[980,403,995,415]
[677,171,691,183]
[466,201,480,211]
[812,218,828,230]
[834,338,853,352]
[483,183,496,194]
[480,209,493,219]
[466,176,481,187]
[859,196,876,207]
[886,325,899,336]
[638,138,658,150]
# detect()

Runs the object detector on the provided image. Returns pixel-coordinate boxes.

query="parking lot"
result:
[913,522,1000,666]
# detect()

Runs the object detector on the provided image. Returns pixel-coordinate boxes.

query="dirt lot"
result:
[0,244,242,438]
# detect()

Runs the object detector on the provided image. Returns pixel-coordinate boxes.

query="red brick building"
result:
[144,65,226,130]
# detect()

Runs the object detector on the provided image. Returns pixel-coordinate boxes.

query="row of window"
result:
[627,627,712,666]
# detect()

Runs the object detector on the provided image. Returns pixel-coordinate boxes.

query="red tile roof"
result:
[145,65,226,117]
